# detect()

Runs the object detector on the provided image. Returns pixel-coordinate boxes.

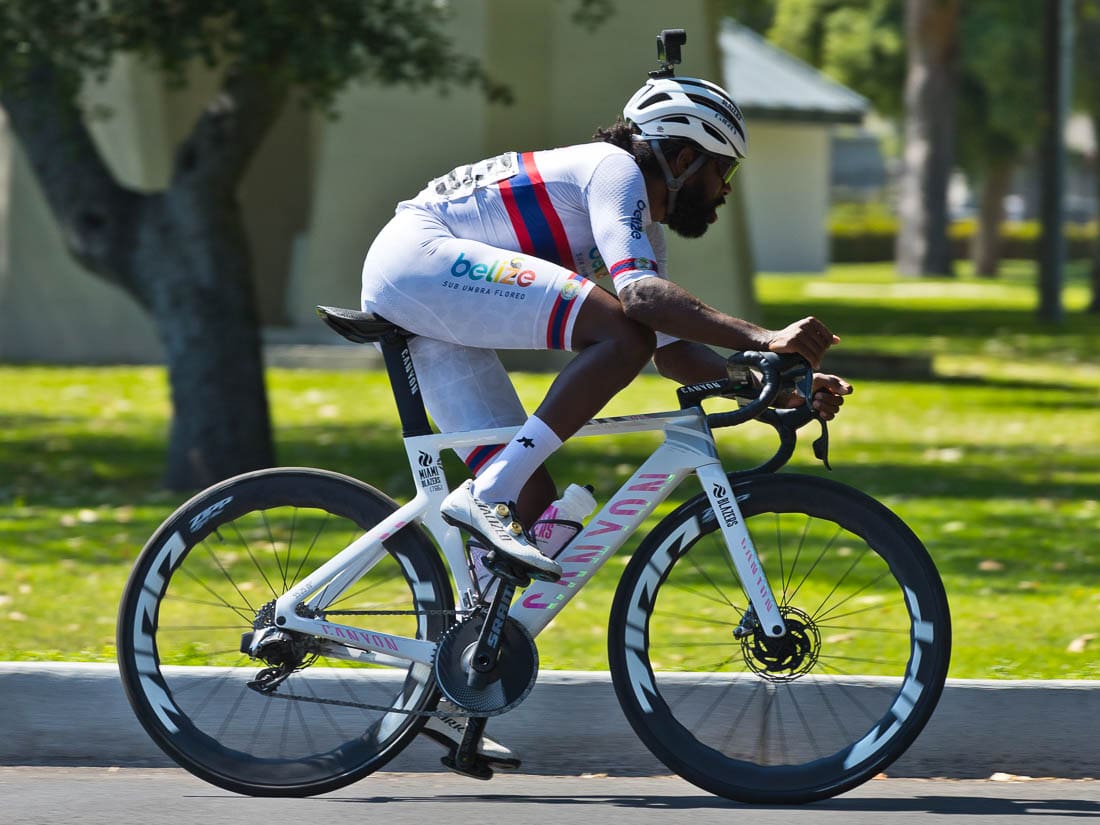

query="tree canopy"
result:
[768,0,905,119]
[0,0,607,489]
[0,1,513,107]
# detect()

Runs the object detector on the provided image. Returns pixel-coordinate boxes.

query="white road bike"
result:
[117,306,950,804]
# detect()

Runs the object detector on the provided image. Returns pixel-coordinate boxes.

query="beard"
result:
[666,178,725,239]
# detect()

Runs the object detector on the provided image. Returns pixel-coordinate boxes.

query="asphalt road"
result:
[3,768,1099,825]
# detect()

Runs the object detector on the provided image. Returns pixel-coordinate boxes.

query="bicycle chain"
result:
[256,687,502,718]
[253,607,500,718]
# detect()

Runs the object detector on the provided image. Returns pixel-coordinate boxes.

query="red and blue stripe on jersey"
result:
[498,151,589,350]
[498,152,574,268]
[609,257,659,284]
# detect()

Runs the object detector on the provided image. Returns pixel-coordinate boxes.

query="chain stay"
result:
[321,609,463,617]
[252,683,504,718]
[250,606,499,718]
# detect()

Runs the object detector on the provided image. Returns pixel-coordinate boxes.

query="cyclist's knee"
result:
[617,318,657,369]
[574,299,656,367]
[576,314,654,378]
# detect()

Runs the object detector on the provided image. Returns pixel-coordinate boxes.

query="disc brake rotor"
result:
[741,605,821,682]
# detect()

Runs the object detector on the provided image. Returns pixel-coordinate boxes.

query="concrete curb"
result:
[2,663,1097,778]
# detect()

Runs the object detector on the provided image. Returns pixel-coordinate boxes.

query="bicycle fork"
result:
[697,463,788,638]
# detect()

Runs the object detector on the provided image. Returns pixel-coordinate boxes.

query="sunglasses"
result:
[710,153,742,184]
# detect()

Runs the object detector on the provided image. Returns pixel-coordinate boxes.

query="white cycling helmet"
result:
[623,76,748,219]
[624,76,748,160]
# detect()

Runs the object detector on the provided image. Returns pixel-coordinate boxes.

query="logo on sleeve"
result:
[629,199,647,239]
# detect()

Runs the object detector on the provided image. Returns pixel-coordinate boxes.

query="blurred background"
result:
[0,1,1096,676]
[1,1,1094,367]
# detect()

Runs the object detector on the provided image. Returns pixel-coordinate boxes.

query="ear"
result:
[670,145,699,176]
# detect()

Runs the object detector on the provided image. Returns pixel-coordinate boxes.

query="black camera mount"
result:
[649,29,687,78]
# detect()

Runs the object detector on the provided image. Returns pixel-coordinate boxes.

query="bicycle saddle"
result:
[316,305,414,344]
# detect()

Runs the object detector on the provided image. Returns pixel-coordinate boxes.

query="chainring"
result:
[433,611,539,716]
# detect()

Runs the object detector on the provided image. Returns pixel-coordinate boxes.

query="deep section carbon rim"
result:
[609,473,950,804]
[117,469,452,796]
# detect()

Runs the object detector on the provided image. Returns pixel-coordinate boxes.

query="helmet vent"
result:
[661,115,691,125]
[637,92,673,110]
[688,94,746,144]
[701,122,729,145]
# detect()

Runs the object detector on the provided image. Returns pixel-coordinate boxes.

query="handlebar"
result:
[706,351,813,429]
[674,351,830,475]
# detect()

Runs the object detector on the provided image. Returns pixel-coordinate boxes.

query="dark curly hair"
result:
[593,116,695,179]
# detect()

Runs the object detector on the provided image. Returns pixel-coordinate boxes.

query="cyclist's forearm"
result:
[653,340,727,384]
[620,278,772,351]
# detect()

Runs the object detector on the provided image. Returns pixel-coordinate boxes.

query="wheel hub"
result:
[740,605,820,682]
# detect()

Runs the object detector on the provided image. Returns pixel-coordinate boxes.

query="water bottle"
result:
[469,483,597,594]
[529,483,597,560]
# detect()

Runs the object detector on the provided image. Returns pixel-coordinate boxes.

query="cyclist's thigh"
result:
[568,280,658,350]
[362,209,596,351]
[409,337,525,431]
[408,338,526,472]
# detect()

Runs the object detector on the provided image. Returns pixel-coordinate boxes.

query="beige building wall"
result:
[740,123,830,273]
[0,56,166,363]
[1,0,759,364]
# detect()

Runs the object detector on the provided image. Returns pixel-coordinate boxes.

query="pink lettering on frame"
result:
[609,498,646,516]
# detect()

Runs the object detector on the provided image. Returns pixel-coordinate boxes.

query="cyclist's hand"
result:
[810,374,852,420]
[777,373,852,420]
[766,317,838,368]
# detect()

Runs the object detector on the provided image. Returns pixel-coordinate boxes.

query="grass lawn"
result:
[1,260,1097,678]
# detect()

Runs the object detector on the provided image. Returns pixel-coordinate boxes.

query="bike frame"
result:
[272,405,788,668]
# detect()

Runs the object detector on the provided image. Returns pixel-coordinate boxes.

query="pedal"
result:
[482,551,535,586]
[439,713,495,780]
[440,751,495,781]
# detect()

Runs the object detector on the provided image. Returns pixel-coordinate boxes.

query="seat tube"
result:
[380,331,433,437]
[696,463,787,638]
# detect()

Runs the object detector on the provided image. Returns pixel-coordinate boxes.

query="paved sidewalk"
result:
[2,663,1097,777]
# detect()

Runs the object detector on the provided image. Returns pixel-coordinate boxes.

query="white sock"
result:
[472,415,562,505]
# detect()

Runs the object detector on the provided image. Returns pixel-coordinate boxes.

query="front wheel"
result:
[608,473,950,804]
[117,468,454,797]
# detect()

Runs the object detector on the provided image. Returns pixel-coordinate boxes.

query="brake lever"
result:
[812,416,832,471]
[789,358,830,469]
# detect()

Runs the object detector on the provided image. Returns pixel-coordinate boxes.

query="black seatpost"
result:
[378,330,433,438]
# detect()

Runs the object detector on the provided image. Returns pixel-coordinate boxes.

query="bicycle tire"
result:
[608,472,950,804]
[117,468,453,797]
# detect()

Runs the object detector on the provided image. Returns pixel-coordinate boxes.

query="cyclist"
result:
[361,74,851,769]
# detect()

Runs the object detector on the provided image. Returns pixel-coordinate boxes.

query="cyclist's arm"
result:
[620,277,837,368]
[652,340,727,384]
[584,153,837,366]
[654,337,853,420]
[620,277,771,352]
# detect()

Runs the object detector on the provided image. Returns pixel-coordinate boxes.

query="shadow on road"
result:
[321,792,1100,816]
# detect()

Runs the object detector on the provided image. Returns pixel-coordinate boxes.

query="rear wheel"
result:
[117,468,453,796]
[608,473,950,804]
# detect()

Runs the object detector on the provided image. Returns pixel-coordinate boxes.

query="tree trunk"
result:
[0,60,283,489]
[139,191,274,489]
[1090,112,1100,314]
[896,0,961,278]
[972,158,1014,278]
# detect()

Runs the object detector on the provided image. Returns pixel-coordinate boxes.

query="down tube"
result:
[509,457,693,638]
